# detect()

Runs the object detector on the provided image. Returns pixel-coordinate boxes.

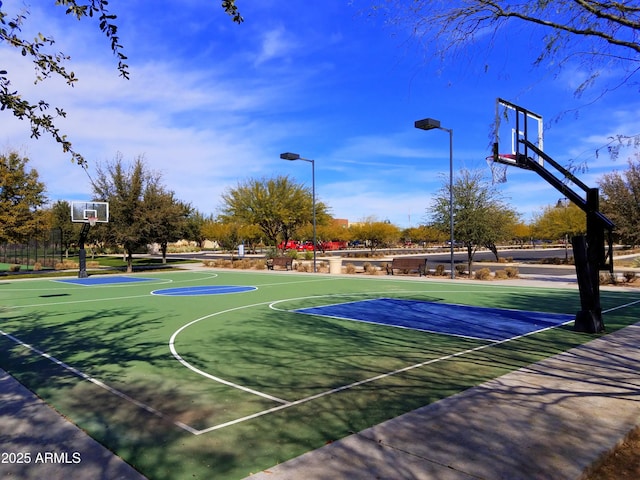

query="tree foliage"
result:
[428,169,519,271]
[220,175,329,250]
[531,200,586,242]
[92,154,186,271]
[0,0,243,164]
[0,150,47,243]
[349,217,400,252]
[598,159,640,247]
[373,0,640,100]
[143,185,192,263]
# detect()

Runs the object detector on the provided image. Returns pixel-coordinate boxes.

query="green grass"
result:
[1,270,638,479]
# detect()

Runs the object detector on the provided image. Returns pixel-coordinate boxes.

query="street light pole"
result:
[280,152,316,273]
[414,118,455,279]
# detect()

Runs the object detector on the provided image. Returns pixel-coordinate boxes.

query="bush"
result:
[55,260,79,270]
[494,269,508,279]
[434,264,446,276]
[363,262,378,274]
[599,273,616,285]
[345,263,357,274]
[296,262,311,273]
[9,264,21,272]
[455,264,466,276]
[33,262,42,271]
[623,271,638,283]
[505,266,519,278]
[475,268,492,280]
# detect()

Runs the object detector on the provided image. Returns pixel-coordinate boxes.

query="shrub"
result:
[55,260,79,270]
[599,273,615,285]
[345,263,357,274]
[475,268,492,280]
[304,250,314,260]
[297,262,311,273]
[494,269,508,279]
[623,271,637,283]
[9,264,21,272]
[505,266,519,278]
[455,264,466,276]
[633,257,640,268]
[287,250,299,260]
[33,262,42,271]
[434,264,446,276]
[363,262,378,274]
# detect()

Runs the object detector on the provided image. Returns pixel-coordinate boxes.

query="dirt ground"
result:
[581,426,640,479]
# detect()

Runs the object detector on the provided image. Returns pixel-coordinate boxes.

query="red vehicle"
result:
[320,241,348,251]
[277,240,299,250]
[296,241,316,251]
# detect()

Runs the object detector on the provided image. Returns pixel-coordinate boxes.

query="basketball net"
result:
[88,217,97,227]
[486,155,508,184]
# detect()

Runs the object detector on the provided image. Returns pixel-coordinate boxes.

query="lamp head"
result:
[414,118,441,130]
[280,152,300,161]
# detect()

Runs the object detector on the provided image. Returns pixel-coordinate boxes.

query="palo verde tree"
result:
[0,0,243,164]
[372,1,640,102]
[598,158,640,247]
[0,150,47,243]
[349,217,400,252]
[220,175,330,252]
[531,201,586,243]
[428,169,519,274]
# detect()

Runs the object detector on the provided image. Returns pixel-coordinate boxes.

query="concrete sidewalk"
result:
[246,322,640,480]
[0,369,147,480]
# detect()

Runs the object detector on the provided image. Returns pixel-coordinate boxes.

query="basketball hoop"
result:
[87,217,97,227]
[486,155,509,184]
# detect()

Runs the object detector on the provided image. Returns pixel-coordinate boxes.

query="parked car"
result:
[278,240,299,250]
[297,241,316,251]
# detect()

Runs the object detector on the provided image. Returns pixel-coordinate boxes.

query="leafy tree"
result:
[201,219,261,256]
[531,201,586,242]
[184,210,208,247]
[373,1,640,101]
[0,150,47,243]
[598,159,640,247]
[48,200,81,257]
[402,225,447,246]
[92,154,164,272]
[143,186,192,263]
[511,222,532,247]
[220,175,329,252]
[1,1,243,164]
[428,169,518,273]
[349,217,400,252]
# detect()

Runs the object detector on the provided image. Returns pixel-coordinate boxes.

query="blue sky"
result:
[2,1,639,228]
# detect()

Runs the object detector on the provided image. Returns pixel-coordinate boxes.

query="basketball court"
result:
[1,268,638,479]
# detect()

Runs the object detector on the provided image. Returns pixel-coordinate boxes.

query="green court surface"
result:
[1,270,638,480]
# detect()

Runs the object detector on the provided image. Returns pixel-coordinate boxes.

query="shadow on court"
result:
[1,281,639,480]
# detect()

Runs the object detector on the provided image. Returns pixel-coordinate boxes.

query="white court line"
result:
[193,305,575,435]
[169,300,292,404]
[0,329,199,435]
[603,298,640,314]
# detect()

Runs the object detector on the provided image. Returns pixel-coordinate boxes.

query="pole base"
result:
[574,309,604,334]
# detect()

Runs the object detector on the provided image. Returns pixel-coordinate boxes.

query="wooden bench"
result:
[386,257,427,276]
[266,257,294,271]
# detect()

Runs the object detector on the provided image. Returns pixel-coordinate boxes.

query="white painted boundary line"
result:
[169,300,291,404]
[173,289,577,435]
[0,329,199,435]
